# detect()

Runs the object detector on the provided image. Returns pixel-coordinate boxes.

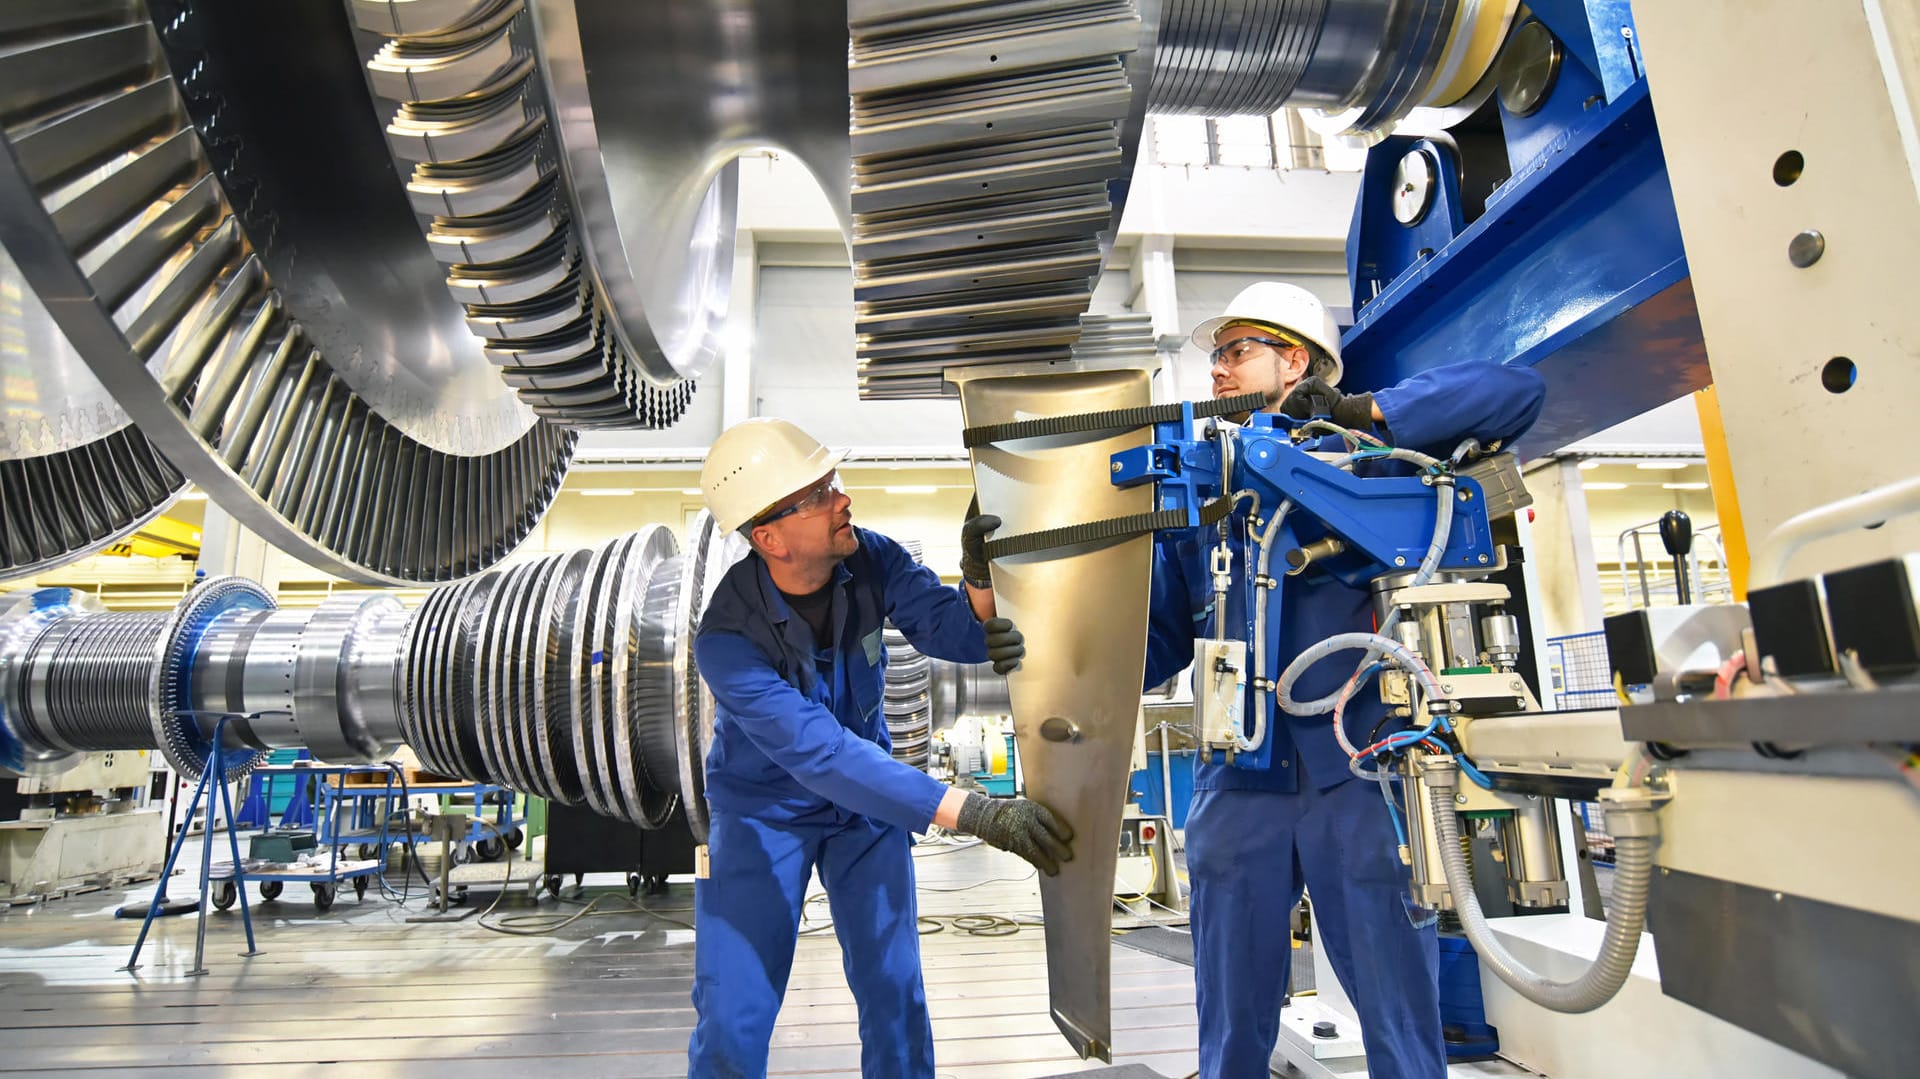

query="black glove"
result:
[958,792,1074,876]
[1279,375,1375,432]
[983,616,1024,675]
[959,496,998,589]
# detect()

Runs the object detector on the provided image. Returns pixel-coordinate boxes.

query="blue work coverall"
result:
[689,526,989,1078]
[1145,362,1546,1079]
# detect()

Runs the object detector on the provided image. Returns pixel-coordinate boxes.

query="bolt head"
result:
[1787,229,1826,268]
[1110,461,1122,473]
[1477,553,1490,564]
[1394,556,1407,567]
[1455,793,1469,804]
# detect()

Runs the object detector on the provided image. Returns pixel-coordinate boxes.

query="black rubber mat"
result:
[1116,925,1194,965]
[1117,926,1318,991]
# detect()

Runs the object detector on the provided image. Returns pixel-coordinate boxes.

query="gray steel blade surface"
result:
[951,359,1157,1062]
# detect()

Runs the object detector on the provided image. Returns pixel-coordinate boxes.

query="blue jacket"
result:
[1145,361,1547,793]
[694,526,989,832]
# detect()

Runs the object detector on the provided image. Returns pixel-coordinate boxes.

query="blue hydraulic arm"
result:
[1111,410,1496,770]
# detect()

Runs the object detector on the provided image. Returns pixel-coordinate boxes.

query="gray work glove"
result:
[959,496,998,589]
[1279,375,1375,432]
[958,792,1074,876]
[983,616,1024,675]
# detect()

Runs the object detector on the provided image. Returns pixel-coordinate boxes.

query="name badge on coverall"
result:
[861,627,883,666]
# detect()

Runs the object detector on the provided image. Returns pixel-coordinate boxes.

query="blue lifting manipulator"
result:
[1108,392,1498,772]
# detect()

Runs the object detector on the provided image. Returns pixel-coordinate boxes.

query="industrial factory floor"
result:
[0,837,1203,1077]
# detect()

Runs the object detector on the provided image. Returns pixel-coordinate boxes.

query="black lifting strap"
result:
[965,390,1266,559]
[959,391,1269,449]
[984,497,1236,560]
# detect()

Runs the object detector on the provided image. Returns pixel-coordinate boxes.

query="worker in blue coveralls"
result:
[1145,283,1546,1079]
[690,416,1076,1078]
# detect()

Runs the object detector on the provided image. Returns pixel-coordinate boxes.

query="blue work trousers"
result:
[689,810,933,1078]
[1186,766,1444,1078]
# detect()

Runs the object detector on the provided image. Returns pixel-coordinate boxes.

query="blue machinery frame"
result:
[1338,1,1707,456]
[1114,406,1496,772]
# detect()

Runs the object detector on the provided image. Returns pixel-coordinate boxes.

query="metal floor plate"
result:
[0,837,1199,1078]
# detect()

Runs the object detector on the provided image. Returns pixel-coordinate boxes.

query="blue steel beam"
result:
[1339,79,1707,458]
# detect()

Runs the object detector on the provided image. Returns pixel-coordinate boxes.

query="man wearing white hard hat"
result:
[1144,282,1547,1078]
[688,416,1073,1078]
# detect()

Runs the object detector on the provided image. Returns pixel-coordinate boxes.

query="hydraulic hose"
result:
[1276,632,1445,762]
[1425,757,1660,1013]
[1242,502,1292,752]
[1279,449,1454,718]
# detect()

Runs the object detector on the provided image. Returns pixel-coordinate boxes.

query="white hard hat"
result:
[1189,281,1345,386]
[701,418,847,533]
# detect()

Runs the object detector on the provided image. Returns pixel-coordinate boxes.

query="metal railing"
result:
[1613,520,1732,611]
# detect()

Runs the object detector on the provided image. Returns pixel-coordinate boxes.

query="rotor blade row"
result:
[395,526,703,830]
[352,0,698,430]
[0,3,577,583]
[847,0,1146,398]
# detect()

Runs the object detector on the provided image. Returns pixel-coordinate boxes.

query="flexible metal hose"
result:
[1428,761,1657,1013]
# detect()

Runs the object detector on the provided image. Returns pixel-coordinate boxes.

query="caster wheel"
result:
[505,827,524,850]
[627,873,641,898]
[644,875,668,897]
[211,881,237,910]
[543,874,564,898]
[353,875,369,900]
[358,844,377,861]
[475,836,505,862]
[259,881,284,901]
[311,883,336,913]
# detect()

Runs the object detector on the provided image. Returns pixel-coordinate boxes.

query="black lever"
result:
[1659,510,1693,605]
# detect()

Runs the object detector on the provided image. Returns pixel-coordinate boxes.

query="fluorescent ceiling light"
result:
[1663,482,1709,491]
[884,485,939,495]
[1634,461,1690,470]
[1583,482,1628,491]
[177,491,207,501]
[1577,460,1601,470]
[578,488,636,497]
[680,488,701,496]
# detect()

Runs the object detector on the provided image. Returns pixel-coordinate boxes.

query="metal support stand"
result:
[119,715,260,974]
[405,812,476,923]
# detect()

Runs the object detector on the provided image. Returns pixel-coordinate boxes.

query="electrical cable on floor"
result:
[797,869,1046,938]
[419,814,702,936]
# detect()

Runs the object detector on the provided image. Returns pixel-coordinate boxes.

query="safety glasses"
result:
[1208,334,1296,367]
[755,472,843,526]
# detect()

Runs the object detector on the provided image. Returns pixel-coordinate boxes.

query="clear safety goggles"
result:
[1208,334,1298,367]
[756,472,843,525]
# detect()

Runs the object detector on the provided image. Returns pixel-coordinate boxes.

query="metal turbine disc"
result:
[571,531,634,819]
[530,547,593,803]
[443,573,501,780]
[148,576,274,781]
[619,526,680,830]
[598,531,653,825]
[669,511,723,843]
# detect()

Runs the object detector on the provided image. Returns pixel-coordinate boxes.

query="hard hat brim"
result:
[740,447,848,530]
